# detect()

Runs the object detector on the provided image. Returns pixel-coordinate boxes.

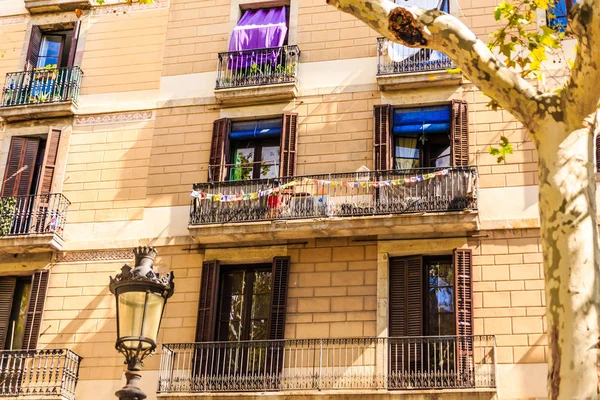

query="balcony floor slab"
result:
[0,101,77,122]
[215,83,298,106]
[377,71,463,91]
[158,389,496,400]
[0,233,64,254]
[25,0,93,12]
[188,211,479,245]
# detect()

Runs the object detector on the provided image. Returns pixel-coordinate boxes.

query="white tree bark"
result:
[325,0,600,398]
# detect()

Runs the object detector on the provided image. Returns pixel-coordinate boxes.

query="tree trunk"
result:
[536,120,600,399]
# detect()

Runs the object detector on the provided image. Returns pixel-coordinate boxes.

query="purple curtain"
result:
[227,6,288,69]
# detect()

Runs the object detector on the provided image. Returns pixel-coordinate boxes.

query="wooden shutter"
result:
[22,270,49,350]
[2,137,40,197]
[280,113,298,177]
[268,256,290,340]
[208,119,231,182]
[389,256,423,337]
[451,100,469,167]
[195,260,220,342]
[36,129,62,196]
[25,26,43,71]
[373,104,393,171]
[454,248,474,385]
[0,278,17,349]
[67,21,81,67]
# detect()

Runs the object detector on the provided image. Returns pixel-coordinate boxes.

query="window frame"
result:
[229,136,281,181]
[36,33,66,69]
[216,263,273,342]
[4,277,33,350]
[423,255,456,337]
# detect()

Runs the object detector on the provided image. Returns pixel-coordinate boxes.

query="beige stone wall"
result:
[0,20,27,79]
[80,8,169,95]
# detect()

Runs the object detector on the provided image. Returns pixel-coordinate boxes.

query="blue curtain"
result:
[392,105,452,135]
[230,118,283,140]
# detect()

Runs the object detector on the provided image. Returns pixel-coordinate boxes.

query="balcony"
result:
[0,67,82,122]
[189,167,478,244]
[0,348,81,400]
[214,45,300,105]
[158,336,496,398]
[24,0,92,13]
[0,193,70,254]
[376,38,462,91]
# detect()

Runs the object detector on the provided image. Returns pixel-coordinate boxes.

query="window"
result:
[0,271,49,351]
[216,265,272,342]
[547,0,576,32]
[25,23,80,71]
[229,119,282,181]
[373,101,468,171]
[209,114,298,182]
[393,106,452,169]
[230,6,289,53]
[426,257,455,336]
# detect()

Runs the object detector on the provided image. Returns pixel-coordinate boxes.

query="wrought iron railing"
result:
[190,167,477,225]
[377,38,455,75]
[0,348,81,399]
[0,193,70,237]
[158,336,496,393]
[0,67,83,107]
[215,45,300,90]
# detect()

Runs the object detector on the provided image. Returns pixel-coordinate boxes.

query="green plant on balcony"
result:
[33,64,58,81]
[0,197,16,236]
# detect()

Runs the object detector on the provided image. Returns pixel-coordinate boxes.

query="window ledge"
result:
[25,0,93,13]
[377,70,463,91]
[0,233,64,255]
[214,82,298,106]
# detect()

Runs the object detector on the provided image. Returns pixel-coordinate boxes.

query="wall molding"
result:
[92,0,168,16]
[56,249,134,263]
[74,110,154,125]
[0,15,26,26]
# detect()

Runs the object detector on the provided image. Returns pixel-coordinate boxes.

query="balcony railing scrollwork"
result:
[377,37,455,75]
[0,193,70,238]
[215,45,300,90]
[0,348,82,399]
[158,335,496,393]
[190,167,477,226]
[0,67,83,107]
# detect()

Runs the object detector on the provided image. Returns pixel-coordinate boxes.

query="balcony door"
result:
[388,249,473,389]
[1,130,62,235]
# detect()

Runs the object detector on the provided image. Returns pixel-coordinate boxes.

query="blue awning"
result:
[230,118,283,140]
[393,105,451,136]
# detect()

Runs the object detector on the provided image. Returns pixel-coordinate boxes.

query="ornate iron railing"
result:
[190,167,477,225]
[0,67,83,107]
[377,38,455,75]
[0,193,70,237]
[0,348,81,399]
[158,336,496,393]
[215,45,300,89]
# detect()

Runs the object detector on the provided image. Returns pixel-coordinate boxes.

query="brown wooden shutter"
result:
[451,100,469,167]
[2,137,40,197]
[454,248,474,385]
[268,256,290,340]
[373,104,393,171]
[25,26,43,71]
[195,260,220,342]
[389,256,423,336]
[36,129,62,196]
[22,270,49,350]
[209,119,231,182]
[280,113,298,177]
[67,21,81,67]
[0,277,17,349]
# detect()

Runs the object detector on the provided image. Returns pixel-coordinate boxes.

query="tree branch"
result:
[562,0,600,128]
[326,0,547,133]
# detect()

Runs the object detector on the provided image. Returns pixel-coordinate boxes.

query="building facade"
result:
[0,0,582,399]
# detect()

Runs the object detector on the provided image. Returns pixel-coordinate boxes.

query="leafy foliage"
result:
[489,136,514,163]
[0,197,16,236]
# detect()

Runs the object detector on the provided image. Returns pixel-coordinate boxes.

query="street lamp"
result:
[109,246,174,400]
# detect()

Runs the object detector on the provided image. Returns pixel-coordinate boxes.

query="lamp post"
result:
[109,246,174,400]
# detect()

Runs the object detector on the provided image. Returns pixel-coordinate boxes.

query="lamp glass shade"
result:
[117,291,165,349]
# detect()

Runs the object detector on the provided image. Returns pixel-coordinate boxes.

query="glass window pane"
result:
[250,320,268,340]
[6,281,31,350]
[260,146,280,178]
[231,147,255,181]
[252,294,270,319]
[37,36,62,68]
[253,271,272,294]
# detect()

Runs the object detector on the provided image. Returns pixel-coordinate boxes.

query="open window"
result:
[209,114,298,182]
[26,23,81,71]
[547,0,576,32]
[373,101,468,171]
